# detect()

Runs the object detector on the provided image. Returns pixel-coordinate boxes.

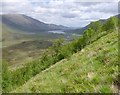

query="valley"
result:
[1,14,81,70]
[1,13,119,93]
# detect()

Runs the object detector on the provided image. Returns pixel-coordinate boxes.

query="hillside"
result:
[1,14,68,32]
[2,15,119,93]
[1,14,67,67]
[2,23,63,67]
[13,30,118,93]
[3,40,52,68]
[2,24,65,68]
[2,23,31,47]
[65,19,106,35]
[1,14,76,48]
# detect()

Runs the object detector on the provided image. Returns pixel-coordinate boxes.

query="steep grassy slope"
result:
[13,30,118,93]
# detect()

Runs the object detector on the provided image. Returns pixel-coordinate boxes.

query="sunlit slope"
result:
[2,23,31,47]
[13,31,118,93]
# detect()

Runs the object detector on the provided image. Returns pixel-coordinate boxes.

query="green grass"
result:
[1,23,65,70]
[2,23,30,47]
[3,40,52,68]
[2,23,64,48]
[12,30,118,93]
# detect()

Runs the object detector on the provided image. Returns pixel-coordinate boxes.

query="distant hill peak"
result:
[3,14,32,25]
[2,14,69,32]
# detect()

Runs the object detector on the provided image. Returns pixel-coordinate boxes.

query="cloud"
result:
[62,13,78,18]
[1,0,33,14]
[1,0,118,27]
[86,3,118,13]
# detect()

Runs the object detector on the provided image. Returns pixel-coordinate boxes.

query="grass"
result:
[1,23,65,70]
[2,24,64,48]
[12,30,118,93]
[2,22,80,70]
[3,40,52,64]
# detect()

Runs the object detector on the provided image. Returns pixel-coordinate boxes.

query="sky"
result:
[1,0,119,27]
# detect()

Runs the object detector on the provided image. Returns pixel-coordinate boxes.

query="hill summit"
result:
[1,14,68,32]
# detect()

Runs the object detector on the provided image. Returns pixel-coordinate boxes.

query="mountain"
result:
[1,14,69,47]
[65,19,106,34]
[1,14,68,33]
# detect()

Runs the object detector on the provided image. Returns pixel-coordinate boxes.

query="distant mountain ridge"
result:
[65,17,111,34]
[1,14,69,32]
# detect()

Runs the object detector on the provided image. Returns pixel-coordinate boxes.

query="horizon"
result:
[1,13,119,28]
[1,0,119,27]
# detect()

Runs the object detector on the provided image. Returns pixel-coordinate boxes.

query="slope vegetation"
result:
[13,30,118,93]
[2,15,119,93]
[2,23,30,47]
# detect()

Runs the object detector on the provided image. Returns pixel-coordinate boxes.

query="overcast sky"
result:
[1,0,119,27]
